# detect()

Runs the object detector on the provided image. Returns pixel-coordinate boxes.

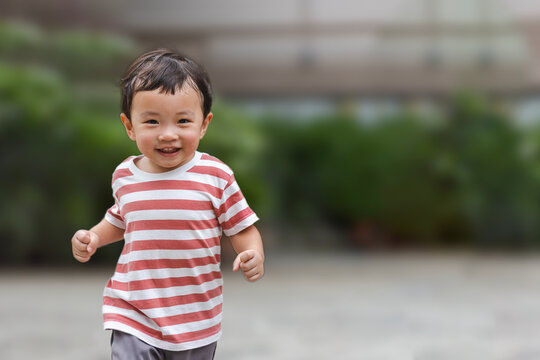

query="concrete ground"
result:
[1,252,540,359]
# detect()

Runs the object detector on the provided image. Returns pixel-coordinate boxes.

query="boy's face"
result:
[121,85,212,173]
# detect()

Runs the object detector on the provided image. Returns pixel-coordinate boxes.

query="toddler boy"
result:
[71,49,264,359]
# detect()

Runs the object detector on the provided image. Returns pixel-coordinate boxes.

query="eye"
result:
[144,119,158,125]
[178,119,190,124]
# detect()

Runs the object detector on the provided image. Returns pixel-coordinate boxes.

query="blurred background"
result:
[2,0,540,359]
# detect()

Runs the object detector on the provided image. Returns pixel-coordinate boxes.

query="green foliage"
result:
[3,20,540,265]
[199,100,267,216]
[261,113,462,245]
[261,94,540,249]
[0,21,44,54]
[439,92,540,246]
[0,21,136,82]
[0,21,269,264]
[0,22,137,264]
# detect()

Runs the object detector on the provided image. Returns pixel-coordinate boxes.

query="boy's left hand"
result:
[233,250,264,282]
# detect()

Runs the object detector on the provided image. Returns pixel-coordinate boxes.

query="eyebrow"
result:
[140,110,195,117]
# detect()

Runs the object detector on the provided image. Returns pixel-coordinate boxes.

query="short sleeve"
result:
[105,202,126,229]
[216,175,259,237]
[103,158,134,230]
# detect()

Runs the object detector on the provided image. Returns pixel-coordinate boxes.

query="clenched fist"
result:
[232,250,264,282]
[71,230,100,263]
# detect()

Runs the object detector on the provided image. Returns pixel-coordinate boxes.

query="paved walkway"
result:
[1,252,540,359]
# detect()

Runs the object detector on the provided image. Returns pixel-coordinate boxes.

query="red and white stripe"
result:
[103,152,258,351]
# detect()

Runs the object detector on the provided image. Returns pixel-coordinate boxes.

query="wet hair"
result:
[121,48,213,119]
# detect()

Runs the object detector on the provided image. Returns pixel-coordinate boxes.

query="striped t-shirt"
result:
[102,151,259,351]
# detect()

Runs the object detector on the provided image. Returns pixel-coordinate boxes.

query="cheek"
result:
[135,132,156,147]
[182,130,203,143]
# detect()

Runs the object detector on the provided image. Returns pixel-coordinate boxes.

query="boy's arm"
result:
[229,225,264,282]
[72,218,125,263]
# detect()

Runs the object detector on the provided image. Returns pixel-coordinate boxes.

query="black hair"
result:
[121,48,213,119]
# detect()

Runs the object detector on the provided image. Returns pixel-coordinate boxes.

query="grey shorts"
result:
[110,330,217,360]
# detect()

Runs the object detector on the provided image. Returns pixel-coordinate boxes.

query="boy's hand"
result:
[72,230,99,263]
[232,250,264,282]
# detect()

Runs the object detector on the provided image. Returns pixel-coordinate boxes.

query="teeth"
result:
[159,148,178,153]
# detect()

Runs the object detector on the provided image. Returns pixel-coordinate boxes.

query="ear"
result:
[121,113,136,141]
[199,112,213,139]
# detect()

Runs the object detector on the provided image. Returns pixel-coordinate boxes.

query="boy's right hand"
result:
[72,230,99,263]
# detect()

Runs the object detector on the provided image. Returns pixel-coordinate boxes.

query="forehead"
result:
[131,85,203,114]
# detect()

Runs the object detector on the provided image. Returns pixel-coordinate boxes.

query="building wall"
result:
[2,0,540,96]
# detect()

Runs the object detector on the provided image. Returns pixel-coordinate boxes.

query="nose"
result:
[158,126,179,141]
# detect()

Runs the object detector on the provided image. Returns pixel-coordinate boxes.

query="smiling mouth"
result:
[157,147,181,154]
